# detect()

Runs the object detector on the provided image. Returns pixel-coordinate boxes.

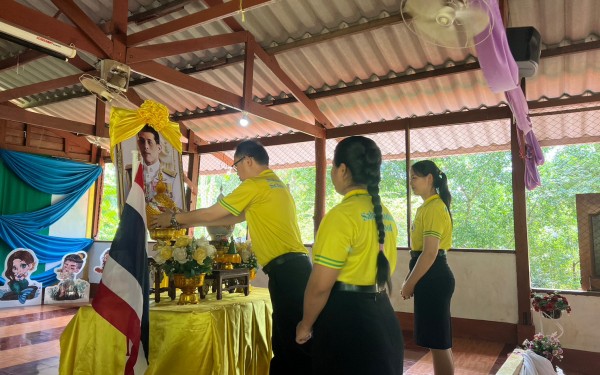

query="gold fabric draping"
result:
[59,288,273,375]
[109,100,182,162]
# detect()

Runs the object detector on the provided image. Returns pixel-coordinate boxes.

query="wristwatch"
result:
[170,212,180,230]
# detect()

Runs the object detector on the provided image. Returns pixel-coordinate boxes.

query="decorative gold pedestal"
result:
[173,274,205,305]
[149,227,186,241]
[215,253,241,270]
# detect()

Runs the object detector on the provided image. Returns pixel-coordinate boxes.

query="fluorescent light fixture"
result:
[0,20,77,61]
[239,112,249,127]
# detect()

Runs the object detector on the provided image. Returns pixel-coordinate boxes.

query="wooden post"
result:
[314,136,327,237]
[186,130,200,236]
[90,153,105,239]
[405,126,412,245]
[511,78,535,342]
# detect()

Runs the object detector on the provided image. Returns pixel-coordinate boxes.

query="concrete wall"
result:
[252,248,600,353]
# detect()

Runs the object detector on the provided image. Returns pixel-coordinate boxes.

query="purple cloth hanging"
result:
[473,0,519,93]
[473,0,543,190]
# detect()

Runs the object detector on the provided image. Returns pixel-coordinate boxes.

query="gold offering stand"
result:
[203,228,249,300]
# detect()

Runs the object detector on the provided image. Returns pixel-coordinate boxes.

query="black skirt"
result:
[311,290,404,375]
[409,254,455,350]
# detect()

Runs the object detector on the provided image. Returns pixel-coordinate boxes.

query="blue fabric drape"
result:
[0,149,101,286]
[0,149,101,194]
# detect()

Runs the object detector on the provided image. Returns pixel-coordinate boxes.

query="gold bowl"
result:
[149,227,186,241]
[215,253,241,270]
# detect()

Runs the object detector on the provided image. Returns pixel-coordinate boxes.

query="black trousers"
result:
[267,255,312,375]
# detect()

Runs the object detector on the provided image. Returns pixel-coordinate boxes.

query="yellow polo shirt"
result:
[218,169,307,266]
[312,189,398,285]
[410,194,452,251]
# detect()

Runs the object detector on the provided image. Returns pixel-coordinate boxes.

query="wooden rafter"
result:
[251,37,332,129]
[50,0,113,57]
[129,0,195,25]
[126,31,249,64]
[0,50,45,73]
[198,106,515,153]
[204,0,246,32]
[127,0,271,46]
[0,72,98,103]
[1,0,107,57]
[0,105,94,135]
[130,60,325,138]
[243,38,255,110]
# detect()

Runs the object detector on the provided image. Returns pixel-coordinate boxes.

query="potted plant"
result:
[152,236,216,304]
[522,332,564,364]
[531,291,572,319]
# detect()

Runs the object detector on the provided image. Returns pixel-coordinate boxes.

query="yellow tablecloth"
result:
[59,288,273,375]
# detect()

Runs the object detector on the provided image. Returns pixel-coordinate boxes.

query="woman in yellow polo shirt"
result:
[296,136,403,374]
[401,160,455,375]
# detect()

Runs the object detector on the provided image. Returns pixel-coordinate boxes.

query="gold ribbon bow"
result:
[109,100,182,161]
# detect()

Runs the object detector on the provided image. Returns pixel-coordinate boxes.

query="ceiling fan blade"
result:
[413,19,462,48]
[403,0,446,20]
[455,7,490,36]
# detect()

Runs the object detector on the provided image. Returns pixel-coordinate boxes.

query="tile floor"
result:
[0,303,553,374]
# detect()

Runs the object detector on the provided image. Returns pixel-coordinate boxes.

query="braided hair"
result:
[333,136,391,291]
[411,160,453,222]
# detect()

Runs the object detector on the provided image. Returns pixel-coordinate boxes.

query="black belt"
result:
[332,281,384,294]
[410,250,447,259]
[263,252,308,275]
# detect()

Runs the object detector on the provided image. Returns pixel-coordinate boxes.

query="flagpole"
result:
[132,150,140,186]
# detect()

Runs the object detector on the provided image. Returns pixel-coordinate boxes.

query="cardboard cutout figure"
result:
[0,249,42,307]
[45,252,90,304]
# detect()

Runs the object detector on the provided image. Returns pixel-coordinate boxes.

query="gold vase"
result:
[173,273,205,305]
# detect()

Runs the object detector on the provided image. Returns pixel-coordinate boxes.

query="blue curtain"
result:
[0,150,102,286]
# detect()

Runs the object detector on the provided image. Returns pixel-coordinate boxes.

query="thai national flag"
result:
[92,164,149,374]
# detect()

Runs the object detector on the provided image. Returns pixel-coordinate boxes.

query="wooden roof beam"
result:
[252,37,333,129]
[50,0,113,57]
[0,72,98,103]
[0,105,94,135]
[129,0,196,25]
[130,60,324,138]
[203,0,246,32]
[127,0,271,46]
[0,50,45,73]
[126,31,249,64]
[1,1,107,57]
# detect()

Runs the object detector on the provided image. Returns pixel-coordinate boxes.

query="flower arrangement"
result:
[235,241,258,270]
[531,291,572,317]
[152,236,216,278]
[522,332,564,362]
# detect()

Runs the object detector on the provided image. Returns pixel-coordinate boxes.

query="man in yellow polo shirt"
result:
[151,140,311,374]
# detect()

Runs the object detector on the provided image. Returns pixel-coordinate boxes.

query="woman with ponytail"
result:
[402,160,455,375]
[296,136,404,374]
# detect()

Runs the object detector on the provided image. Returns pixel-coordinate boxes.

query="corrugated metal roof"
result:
[2,0,600,169]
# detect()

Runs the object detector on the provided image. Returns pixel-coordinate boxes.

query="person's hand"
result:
[401,281,414,300]
[149,209,173,229]
[296,321,312,344]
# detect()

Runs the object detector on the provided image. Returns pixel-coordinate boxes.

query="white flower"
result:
[173,247,188,264]
[153,253,166,265]
[205,244,217,258]
[241,249,251,263]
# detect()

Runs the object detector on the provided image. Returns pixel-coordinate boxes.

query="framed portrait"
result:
[114,129,187,216]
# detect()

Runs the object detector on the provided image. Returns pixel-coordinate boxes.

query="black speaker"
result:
[506,26,542,78]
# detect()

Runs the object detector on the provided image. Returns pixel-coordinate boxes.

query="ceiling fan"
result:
[401,0,493,49]
[80,59,131,103]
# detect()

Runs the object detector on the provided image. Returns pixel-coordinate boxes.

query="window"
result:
[97,163,118,241]
[527,144,600,290]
